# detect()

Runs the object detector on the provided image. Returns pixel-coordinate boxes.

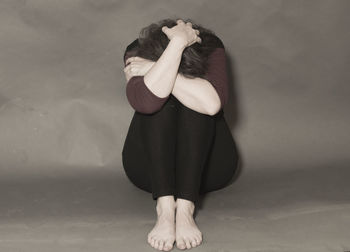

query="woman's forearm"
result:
[143,38,186,98]
[171,73,221,115]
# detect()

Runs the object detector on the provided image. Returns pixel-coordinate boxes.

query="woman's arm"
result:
[171,74,220,115]
[142,38,185,98]
[171,47,229,115]
[124,38,186,114]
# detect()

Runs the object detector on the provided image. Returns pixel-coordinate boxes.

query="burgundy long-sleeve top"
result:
[123,36,229,114]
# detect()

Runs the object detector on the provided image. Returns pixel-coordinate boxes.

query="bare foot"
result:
[147,195,176,251]
[175,198,203,249]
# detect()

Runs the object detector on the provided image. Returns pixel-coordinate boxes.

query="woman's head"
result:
[135,18,223,79]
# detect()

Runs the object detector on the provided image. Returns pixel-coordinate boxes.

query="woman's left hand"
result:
[123,56,155,82]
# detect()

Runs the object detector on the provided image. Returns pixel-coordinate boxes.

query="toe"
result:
[164,242,173,251]
[151,237,156,247]
[154,238,160,249]
[191,239,197,247]
[176,238,186,250]
[158,240,164,250]
[196,234,202,244]
[194,235,201,245]
[147,234,152,244]
[184,238,192,249]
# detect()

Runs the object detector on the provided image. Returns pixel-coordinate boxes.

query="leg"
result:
[122,111,153,193]
[138,95,178,200]
[173,96,215,250]
[199,114,239,194]
[174,97,216,204]
[125,95,179,251]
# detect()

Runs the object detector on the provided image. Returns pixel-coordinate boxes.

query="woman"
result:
[122,18,239,251]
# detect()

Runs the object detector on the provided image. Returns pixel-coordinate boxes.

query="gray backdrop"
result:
[0,1,349,251]
[1,0,349,176]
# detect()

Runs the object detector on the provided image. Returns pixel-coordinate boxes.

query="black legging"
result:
[122,94,239,203]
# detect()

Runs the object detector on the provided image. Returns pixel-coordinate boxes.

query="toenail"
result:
[178,242,185,249]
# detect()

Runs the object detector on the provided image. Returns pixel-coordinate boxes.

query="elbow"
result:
[126,92,164,114]
[126,76,167,114]
[206,91,224,116]
[205,94,221,115]
[206,101,221,116]
[133,103,163,114]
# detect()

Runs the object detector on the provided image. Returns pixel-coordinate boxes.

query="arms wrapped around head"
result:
[122,35,229,114]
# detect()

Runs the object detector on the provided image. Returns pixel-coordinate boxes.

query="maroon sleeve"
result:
[123,40,169,114]
[203,47,229,110]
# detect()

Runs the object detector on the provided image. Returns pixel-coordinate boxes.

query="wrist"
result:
[169,37,187,51]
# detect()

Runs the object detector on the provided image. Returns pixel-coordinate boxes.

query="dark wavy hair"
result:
[125,17,224,79]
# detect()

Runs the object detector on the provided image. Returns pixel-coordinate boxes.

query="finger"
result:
[188,40,195,47]
[132,56,147,62]
[186,22,192,27]
[195,29,200,35]
[124,64,139,75]
[176,19,184,24]
[124,71,131,80]
[123,64,130,72]
[161,26,169,34]
[124,68,132,76]
[125,57,134,65]
[189,36,201,46]
[126,56,143,66]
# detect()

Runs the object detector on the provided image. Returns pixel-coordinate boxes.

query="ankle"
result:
[156,195,176,215]
[175,198,195,215]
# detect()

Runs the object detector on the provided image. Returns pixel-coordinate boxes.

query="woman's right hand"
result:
[161,19,201,48]
[124,56,155,82]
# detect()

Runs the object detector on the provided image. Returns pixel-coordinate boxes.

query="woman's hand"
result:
[161,19,201,48]
[123,56,155,82]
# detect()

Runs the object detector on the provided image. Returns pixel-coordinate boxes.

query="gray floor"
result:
[1,163,349,252]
